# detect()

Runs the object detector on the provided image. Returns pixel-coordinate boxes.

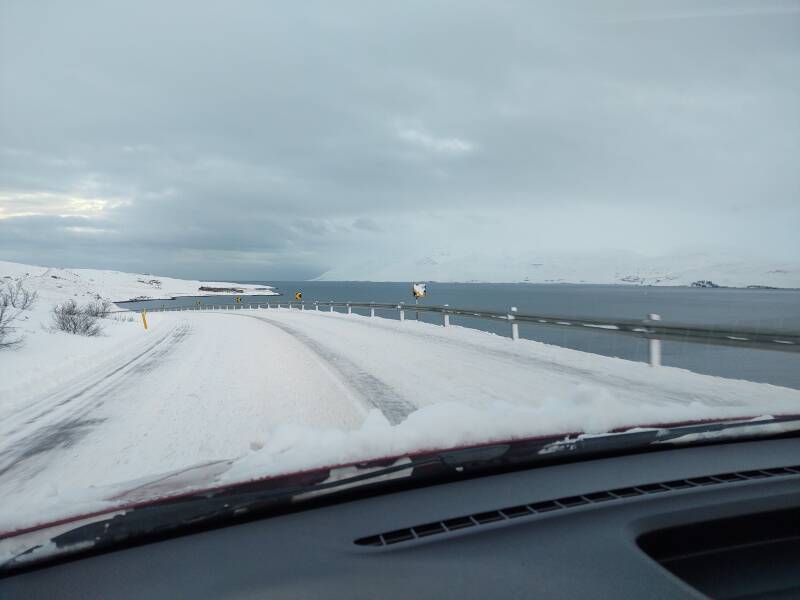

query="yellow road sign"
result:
[295,291,302,300]
[141,309,148,330]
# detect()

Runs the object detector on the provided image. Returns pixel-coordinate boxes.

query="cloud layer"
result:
[1,1,798,279]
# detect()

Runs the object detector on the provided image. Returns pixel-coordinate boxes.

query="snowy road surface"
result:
[2,307,799,530]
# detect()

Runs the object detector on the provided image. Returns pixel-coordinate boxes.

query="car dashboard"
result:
[2,437,799,599]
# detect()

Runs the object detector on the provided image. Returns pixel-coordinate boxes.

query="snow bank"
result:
[0,260,275,411]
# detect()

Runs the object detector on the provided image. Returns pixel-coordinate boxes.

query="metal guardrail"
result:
[121,300,800,366]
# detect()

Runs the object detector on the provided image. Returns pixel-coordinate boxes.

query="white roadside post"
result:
[399,303,405,322]
[347,303,352,315]
[301,302,305,311]
[315,301,319,311]
[370,305,375,318]
[329,304,334,313]
[509,307,519,340]
[443,304,450,327]
[647,313,662,367]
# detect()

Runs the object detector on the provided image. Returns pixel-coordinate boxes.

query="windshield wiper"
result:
[0,447,506,573]
[4,415,799,573]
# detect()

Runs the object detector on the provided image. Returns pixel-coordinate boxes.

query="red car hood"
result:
[2,413,798,549]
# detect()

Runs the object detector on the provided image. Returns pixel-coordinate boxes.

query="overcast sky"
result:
[1,0,798,280]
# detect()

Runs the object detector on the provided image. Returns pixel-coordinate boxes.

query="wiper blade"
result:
[1,447,512,572]
[538,414,800,457]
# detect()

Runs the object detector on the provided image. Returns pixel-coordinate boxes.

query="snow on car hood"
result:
[1,401,793,542]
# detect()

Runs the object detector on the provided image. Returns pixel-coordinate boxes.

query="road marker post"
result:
[647,313,662,367]
[509,307,519,340]
[443,304,450,327]
[141,309,148,331]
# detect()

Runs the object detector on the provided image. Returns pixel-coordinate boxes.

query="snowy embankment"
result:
[1,261,799,533]
[0,260,276,411]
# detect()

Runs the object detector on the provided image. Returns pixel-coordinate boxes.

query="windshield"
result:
[0,1,798,551]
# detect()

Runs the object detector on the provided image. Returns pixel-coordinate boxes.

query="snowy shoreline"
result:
[0,260,278,304]
[316,251,800,289]
[309,279,800,290]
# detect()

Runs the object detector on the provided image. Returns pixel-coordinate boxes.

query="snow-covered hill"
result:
[316,251,800,288]
[0,260,276,305]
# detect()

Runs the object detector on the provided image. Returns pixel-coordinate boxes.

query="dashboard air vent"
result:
[354,465,800,547]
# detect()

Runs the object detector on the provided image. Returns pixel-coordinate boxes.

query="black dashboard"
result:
[2,438,799,599]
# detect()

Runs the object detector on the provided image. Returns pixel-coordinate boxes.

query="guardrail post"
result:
[370,306,375,318]
[647,313,662,367]
[443,304,450,327]
[347,303,352,315]
[509,307,519,340]
[301,302,305,311]
[399,304,405,322]
[329,304,334,313]
[315,302,319,311]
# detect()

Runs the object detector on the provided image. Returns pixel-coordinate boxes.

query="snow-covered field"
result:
[1,261,799,533]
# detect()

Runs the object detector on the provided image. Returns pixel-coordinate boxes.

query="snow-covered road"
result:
[2,307,799,531]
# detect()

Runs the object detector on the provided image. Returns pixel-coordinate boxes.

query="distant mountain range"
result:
[316,251,800,288]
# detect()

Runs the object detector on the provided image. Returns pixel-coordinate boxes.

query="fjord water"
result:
[123,282,800,389]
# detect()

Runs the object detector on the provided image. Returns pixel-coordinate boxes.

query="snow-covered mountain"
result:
[316,251,800,288]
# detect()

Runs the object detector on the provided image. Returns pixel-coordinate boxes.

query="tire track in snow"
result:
[242,315,416,425]
[271,312,736,408]
[0,324,192,480]
[5,324,189,432]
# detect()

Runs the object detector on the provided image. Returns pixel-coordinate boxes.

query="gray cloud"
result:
[1,0,798,279]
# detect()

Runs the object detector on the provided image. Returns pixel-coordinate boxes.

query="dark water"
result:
[120,282,800,389]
